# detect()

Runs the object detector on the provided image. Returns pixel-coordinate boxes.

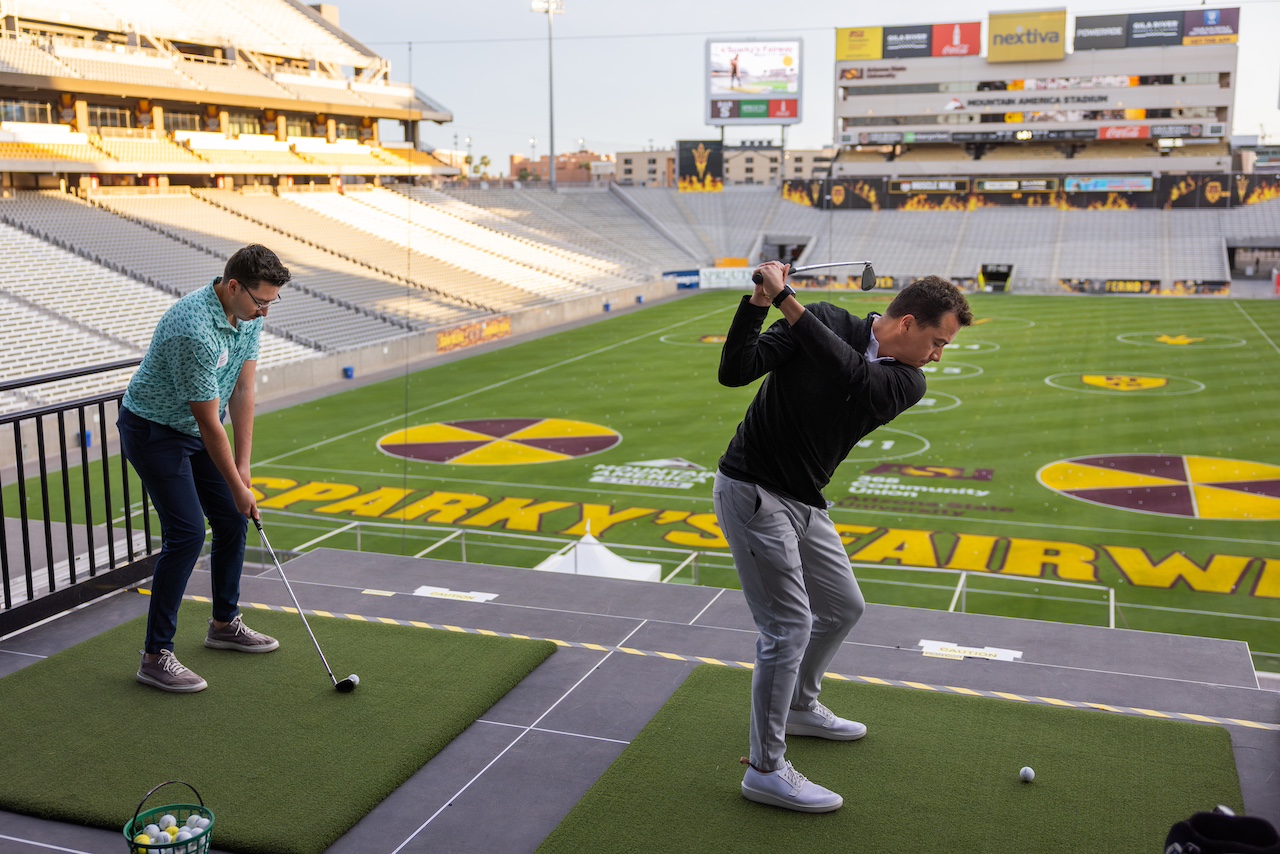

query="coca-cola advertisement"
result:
[1097,126,1151,140]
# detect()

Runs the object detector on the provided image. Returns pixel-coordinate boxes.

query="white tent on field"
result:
[532,532,663,583]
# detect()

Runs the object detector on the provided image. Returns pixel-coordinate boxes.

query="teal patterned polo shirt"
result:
[123,280,262,437]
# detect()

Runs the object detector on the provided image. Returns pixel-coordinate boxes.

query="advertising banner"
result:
[1183,8,1239,45]
[1060,279,1160,294]
[781,178,884,210]
[1167,280,1231,295]
[836,27,883,61]
[884,25,931,58]
[437,317,511,353]
[1127,12,1183,46]
[987,9,1067,63]
[1065,175,1154,193]
[677,140,724,193]
[1098,126,1151,140]
[706,40,801,127]
[1074,14,1129,50]
[662,270,701,288]
[1158,173,1231,209]
[931,22,982,57]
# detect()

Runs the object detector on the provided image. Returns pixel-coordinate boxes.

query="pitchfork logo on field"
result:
[1081,375,1168,391]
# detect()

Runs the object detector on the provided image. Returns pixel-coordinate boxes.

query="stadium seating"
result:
[280,190,598,303]
[89,191,475,330]
[91,133,206,165]
[979,144,1063,161]
[178,57,295,100]
[189,188,521,313]
[51,52,197,90]
[0,190,412,351]
[895,146,974,162]
[434,186,699,271]
[0,32,76,76]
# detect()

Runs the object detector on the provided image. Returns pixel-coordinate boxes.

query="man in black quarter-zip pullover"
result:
[715,261,972,813]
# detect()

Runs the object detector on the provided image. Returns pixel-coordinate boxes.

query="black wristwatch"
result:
[771,285,795,308]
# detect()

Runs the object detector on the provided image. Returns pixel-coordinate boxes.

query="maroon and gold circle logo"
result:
[378,418,621,466]
[1038,454,1280,520]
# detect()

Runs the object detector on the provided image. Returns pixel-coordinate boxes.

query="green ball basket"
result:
[122,781,215,854]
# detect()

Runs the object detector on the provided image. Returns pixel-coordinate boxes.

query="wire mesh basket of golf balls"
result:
[122,781,215,854]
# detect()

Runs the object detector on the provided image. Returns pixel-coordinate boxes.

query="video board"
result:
[706,39,802,126]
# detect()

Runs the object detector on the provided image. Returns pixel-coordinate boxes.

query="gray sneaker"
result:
[137,650,208,693]
[205,615,279,653]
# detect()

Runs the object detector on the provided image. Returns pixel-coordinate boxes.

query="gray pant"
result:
[713,472,865,771]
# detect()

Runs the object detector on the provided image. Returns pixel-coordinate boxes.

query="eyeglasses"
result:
[243,287,282,310]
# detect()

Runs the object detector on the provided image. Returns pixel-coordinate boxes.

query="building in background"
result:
[723,142,835,185]
[614,149,676,187]
[509,148,613,185]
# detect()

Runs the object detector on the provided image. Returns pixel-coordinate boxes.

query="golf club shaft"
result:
[254,519,338,686]
[751,260,872,285]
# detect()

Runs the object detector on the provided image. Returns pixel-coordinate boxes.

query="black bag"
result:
[1166,810,1280,854]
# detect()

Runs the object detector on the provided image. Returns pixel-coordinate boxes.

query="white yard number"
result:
[855,439,896,450]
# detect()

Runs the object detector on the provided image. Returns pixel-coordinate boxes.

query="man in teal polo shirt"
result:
[120,244,290,692]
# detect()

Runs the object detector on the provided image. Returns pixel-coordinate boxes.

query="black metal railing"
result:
[0,359,157,636]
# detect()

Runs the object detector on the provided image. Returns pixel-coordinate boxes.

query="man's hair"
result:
[885,276,973,328]
[223,244,291,290]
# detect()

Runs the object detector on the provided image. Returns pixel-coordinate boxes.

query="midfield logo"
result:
[866,464,994,481]
[1082,375,1168,391]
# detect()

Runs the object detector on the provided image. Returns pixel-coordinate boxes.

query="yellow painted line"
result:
[362,589,396,597]
[1230,718,1272,730]
[281,606,298,614]
[149,592,1278,732]
[992,692,1029,702]
[1178,713,1220,724]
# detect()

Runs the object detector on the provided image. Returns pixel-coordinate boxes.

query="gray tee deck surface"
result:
[2,548,1276,853]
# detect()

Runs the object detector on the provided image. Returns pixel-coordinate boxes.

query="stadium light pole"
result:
[531,0,563,191]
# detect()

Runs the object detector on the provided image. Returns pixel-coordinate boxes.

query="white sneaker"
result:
[786,702,867,741]
[741,761,843,813]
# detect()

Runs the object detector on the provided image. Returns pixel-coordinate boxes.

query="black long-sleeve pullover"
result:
[717,296,927,508]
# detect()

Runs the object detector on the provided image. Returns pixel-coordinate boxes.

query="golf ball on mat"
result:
[1020,766,1035,782]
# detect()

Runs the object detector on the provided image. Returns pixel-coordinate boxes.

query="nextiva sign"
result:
[987,9,1066,62]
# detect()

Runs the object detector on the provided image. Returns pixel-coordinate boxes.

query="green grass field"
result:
[11,289,1280,670]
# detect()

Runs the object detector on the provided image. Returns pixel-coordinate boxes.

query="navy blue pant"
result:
[118,407,246,654]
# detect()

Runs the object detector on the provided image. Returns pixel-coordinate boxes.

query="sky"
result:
[335,0,1280,170]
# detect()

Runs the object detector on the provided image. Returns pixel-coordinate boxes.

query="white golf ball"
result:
[196,817,210,830]
[1019,766,1035,782]
[159,814,177,830]
[185,815,201,828]
[144,824,161,838]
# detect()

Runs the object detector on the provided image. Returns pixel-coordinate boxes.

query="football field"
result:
[18,289,1280,671]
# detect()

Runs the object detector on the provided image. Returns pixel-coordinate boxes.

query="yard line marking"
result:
[0,834,95,853]
[1235,301,1280,357]
[688,588,725,626]
[259,303,734,466]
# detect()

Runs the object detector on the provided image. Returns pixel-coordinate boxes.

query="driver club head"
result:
[336,674,359,693]
[860,264,877,291]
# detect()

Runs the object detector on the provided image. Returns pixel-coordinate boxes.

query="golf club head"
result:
[336,674,359,693]
[860,264,877,291]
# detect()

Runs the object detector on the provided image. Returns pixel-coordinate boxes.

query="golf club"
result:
[254,518,359,693]
[752,260,878,291]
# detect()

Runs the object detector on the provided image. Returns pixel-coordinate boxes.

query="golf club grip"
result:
[751,263,795,285]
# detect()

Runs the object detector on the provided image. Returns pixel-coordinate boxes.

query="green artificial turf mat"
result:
[539,666,1243,854]
[0,600,555,854]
